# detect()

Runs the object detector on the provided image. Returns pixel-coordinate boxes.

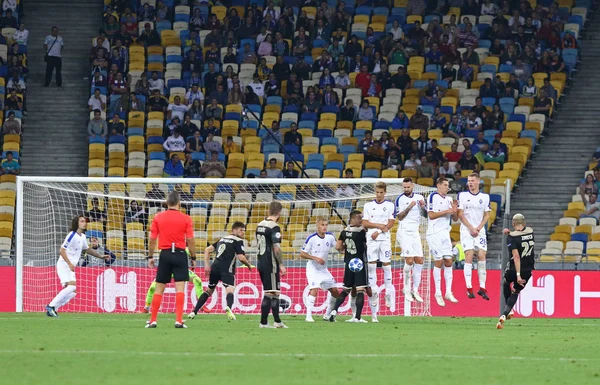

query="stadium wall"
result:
[6,268,600,317]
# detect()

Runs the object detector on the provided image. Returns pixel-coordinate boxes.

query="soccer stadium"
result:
[0,0,599,384]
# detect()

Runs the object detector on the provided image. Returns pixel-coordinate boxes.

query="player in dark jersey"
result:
[188,222,251,321]
[256,201,288,329]
[330,210,371,323]
[497,213,535,329]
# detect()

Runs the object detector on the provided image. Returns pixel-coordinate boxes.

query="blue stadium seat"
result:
[149,152,166,161]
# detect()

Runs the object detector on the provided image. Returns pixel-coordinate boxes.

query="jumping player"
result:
[497,214,535,329]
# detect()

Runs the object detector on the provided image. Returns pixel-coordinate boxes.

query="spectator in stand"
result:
[163,153,184,178]
[145,184,165,207]
[439,160,456,178]
[13,23,28,46]
[5,89,22,111]
[148,71,165,94]
[88,88,106,111]
[186,131,203,154]
[445,142,463,163]
[580,174,598,197]
[183,153,201,178]
[2,111,20,134]
[167,96,189,122]
[450,170,466,192]
[184,84,204,105]
[391,110,410,129]
[429,107,447,129]
[200,151,226,178]
[340,99,357,121]
[163,130,186,153]
[223,136,240,155]
[417,155,436,179]
[466,111,483,131]
[266,158,283,178]
[479,78,497,99]
[358,100,374,121]
[87,109,108,139]
[359,130,374,154]
[384,148,402,171]
[108,113,125,135]
[85,197,106,223]
[208,83,228,106]
[581,193,600,222]
[540,77,557,103]
[201,119,219,140]
[283,161,299,178]
[458,60,474,86]
[441,61,457,82]
[404,152,420,170]
[484,140,506,166]
[125,201,147,225]
[472,131,489,152]
[533,89,552,117]
[444,114,463,139]
[284,123,302,146]
[409,107,429,130]
[262,121,282,147]
[459,148,479,171]
[203,132,221,155]
[147,89,168,113]
[367,140,385,163]
[355,65,371,97]
[249,75,264,98]
[204,99,223,121]
[137,23,161,47]
[0,153,20,177]
[365,74,382,97]
[416,129,432,154]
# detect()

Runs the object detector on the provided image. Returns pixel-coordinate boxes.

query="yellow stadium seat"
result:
[382,169,398,178]
[554,225,573,235]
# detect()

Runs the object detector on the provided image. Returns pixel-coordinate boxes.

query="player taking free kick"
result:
[362,181,395,322]
[188,221,252,321]
[426,178,459,307]
[497,214,535,329]
[146,191,196,329]
[300,217,341,322]
[394,178,427,303]
[457,173,492,300]
[45,216,110,317]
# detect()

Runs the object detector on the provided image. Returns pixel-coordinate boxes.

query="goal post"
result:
[15,176,435,316]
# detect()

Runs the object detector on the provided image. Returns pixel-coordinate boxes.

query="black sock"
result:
[193,292,210,314]
[333,291,349,311]
[355,292,365,320]
[503,281,512,302]
[226,293,234,309]
[502,293,519,317]
[271,297,281,323]
[260,296,271,325]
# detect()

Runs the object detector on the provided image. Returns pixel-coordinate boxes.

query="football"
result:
[348,258,364,272]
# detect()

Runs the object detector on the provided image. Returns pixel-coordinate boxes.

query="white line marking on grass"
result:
[0,349,596,362]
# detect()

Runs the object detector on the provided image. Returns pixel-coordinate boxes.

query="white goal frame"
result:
[15,176,433,314]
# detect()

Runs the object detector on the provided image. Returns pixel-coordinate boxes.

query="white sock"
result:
[56,292,76,310]
[49,285,76,308]
[412,263,423,292]
[368,263,377,289]
[478,260,487,289]
[433,266,442,295]
[350,296,357,318]
[464,263,473,289]
[325,293,336,317]
[383,264,393,291]
[306,295,316,318]
[444,265,454,296]
[369,291,378,317]
[403,263,412,292]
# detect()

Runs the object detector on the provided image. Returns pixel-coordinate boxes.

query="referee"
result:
[146,191,196,329]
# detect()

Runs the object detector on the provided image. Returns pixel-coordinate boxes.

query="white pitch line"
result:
[0,349,596,362]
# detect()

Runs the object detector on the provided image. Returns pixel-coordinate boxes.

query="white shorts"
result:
[460,227,488,251]
[366,240,392,263]
[426,232,453,261]
[396,229,423,258]
[307,266,338,290]
[57,261,76,284]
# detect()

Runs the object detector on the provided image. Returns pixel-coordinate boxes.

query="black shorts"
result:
[259,267,280,292]
[208,263,235,289]
[504,269,533,293]
[343,263,368,289]
[156,249,189,284]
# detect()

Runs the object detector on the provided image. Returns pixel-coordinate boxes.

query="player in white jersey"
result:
[426,178,459,306]
[394,178,426,303]
[362,181,395,322]
[300,217,341,322]
[457,173,492,300]
[45,216,108,317]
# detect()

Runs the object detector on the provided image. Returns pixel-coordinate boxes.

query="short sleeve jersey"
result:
[301,232,336,271]
[507,227,535,272]
[60,231,89,265]
[212,235,245,274]
[457,191,491,231]
[427,192,454,235]
[339,226,367,264]
[395,193,425,231]
[363,200,395,241]
[256,219,282,272]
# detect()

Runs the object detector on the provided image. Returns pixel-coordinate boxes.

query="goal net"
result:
[16,177,436,316]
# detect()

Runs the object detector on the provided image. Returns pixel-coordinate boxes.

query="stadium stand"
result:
[87,0,589,259]
[0,3,26,258]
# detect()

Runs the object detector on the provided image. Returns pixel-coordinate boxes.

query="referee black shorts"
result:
[156,249,189,284]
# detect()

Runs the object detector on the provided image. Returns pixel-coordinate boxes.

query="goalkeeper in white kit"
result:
[46,216,109,317]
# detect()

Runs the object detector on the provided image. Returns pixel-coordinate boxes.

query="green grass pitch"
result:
[1,313,599,385]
